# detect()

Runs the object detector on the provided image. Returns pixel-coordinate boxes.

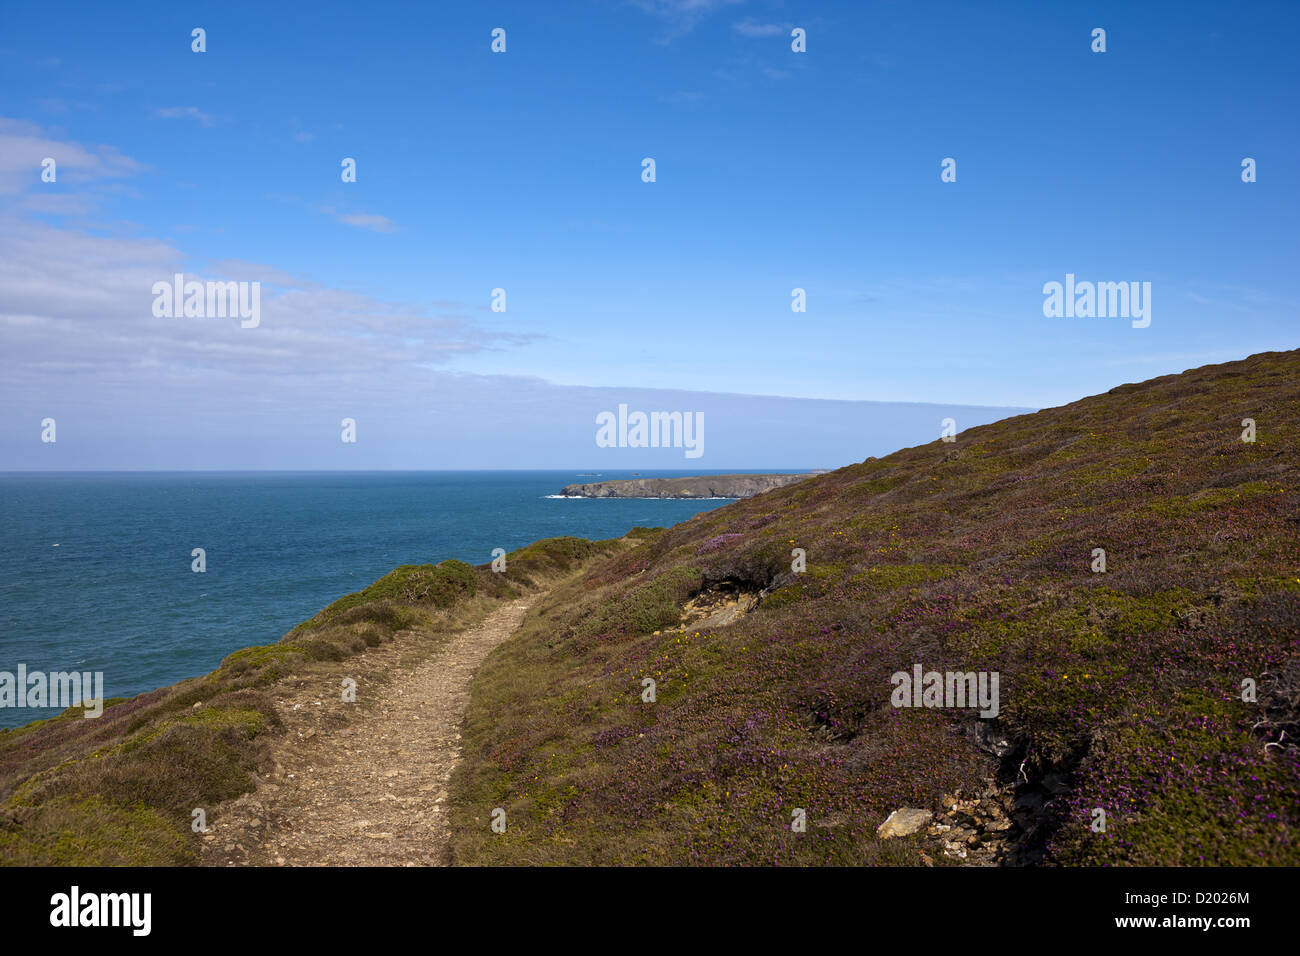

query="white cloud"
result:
[0,213,540,428]
[0,117,144,196]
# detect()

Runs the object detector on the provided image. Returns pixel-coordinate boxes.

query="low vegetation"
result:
[0,536,627,864]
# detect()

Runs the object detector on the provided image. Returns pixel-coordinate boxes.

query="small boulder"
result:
[877,808,933,838]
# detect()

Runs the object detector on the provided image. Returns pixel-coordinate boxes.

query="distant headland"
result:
[559,473,819,499]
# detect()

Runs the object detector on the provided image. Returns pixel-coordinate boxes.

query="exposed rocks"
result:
[927,786,1017,864]
[653,581,760,634]
[877,771,1071,866]
[680,583,759,629]
[972,721,1013,758]
[559,473,815,499]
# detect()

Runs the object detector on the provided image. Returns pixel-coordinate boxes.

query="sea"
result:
[0,470,752,729]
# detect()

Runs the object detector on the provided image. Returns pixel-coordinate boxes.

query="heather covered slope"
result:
[449,351,1300,866]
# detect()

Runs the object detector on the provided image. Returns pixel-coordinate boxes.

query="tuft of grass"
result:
[303,559,480,627]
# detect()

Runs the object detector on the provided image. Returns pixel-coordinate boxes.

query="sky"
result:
[0,0,1296,469]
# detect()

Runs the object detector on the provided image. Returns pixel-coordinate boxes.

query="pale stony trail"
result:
[200,597,533,867]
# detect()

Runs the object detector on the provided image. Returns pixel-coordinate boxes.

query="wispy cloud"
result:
[314,205,398,233]
[628,0,745,39]
[37,98,93,114]
[289,117,314,143]
[0,122,506,420]
[18,193,101,216]
[0,215,535,404]
[732,17,788,38]
[153,106,216,126]
[659,90,706,105]
[336,212,396,233]
[208,259,317,289]
[0,116,144,199]
[266,192,398,233]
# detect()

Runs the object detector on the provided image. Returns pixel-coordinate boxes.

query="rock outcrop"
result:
[559,473,815,499]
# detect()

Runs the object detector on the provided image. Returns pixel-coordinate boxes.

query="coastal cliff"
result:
[2,352,1298,867]
[453,350,1300,866]
[560,473,814,499]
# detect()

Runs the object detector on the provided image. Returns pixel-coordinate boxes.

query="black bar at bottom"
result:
[0,865,1278,942]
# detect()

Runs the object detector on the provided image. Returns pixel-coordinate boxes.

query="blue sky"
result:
[0,0,1296,469]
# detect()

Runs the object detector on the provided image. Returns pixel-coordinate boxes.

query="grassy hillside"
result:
[449,351,1300,865]
[0,535,627,865]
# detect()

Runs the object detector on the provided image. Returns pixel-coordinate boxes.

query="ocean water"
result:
[0,471,745,729]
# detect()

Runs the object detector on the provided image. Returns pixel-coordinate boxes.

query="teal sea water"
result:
[0,471,745,728]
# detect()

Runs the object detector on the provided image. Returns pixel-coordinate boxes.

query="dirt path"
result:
[200,596,533,866]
